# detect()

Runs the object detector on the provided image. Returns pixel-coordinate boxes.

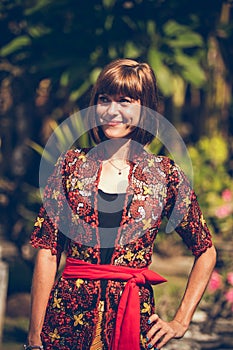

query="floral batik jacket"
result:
[30,147,212,350]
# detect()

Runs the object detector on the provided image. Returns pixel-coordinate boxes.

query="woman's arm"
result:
[146,245,217,349]
[27,248,58,346]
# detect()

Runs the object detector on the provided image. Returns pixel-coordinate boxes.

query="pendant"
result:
[118,170,121,175]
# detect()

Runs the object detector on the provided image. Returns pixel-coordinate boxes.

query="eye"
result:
[98,95,109,103]
[119,97,132,105]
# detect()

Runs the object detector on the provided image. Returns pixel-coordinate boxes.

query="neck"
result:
[103,138,131,161]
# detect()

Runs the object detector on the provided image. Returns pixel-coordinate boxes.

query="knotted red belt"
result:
[62,257,166,350]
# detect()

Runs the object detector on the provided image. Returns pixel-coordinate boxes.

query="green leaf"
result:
[148,48,175,96]
[182,63,206,86]
[103,0,116,8]
[147,20,156,36]
[105,15,114,30]
[163,20,184,36]
[69,80,91,101]
[148,47,162,71]
[0,35,31,57]
[175,52,206,86]
[27,140,54,163]
[90,67,102,84]
[163,20,203,48]
[123,41,141,58]
[24,0,54,15]
[166,32,203,48]
[60,71,70,87]
[28,25,51,38]
[156,65,175,96]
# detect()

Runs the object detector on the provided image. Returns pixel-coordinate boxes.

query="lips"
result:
[101,118,123,126]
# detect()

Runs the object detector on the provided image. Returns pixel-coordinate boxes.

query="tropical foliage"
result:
[188,134,233,241]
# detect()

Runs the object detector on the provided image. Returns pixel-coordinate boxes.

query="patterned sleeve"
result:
[163,159,213,257]
[30,154,69,255]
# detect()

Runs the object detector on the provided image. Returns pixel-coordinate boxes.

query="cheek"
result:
[96,105,102,117]
[125,105,141,125]
[96,106,105,123]
[125,112,141,127]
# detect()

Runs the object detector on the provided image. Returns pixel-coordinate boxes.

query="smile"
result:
[101,119,123,126]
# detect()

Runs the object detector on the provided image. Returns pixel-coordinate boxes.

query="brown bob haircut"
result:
[86,58,159,146]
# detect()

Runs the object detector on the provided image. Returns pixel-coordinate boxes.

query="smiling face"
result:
[96,94,141,139]
[87,59,159,145]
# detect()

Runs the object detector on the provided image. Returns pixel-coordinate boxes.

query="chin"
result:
[102,127,135,140]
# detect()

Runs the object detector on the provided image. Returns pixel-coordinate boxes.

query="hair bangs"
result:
[96,68,142,101]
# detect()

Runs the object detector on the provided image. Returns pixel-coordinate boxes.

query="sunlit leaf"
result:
[28,25,51,38]
[176,52,206,86]
[105,15,114,30]
[90,68,102,84]
[27,140,53,163]
[60,71,70,87]
[166,32,203,48]
[182,63,206,86]
[148,47,161,68]
[147,20,156,36]
[163,20,185,36]
[148,48,174,96]
[123,41,141,58]
[102,0,116,8]
[25,0,54,15]
[0,36,31,56]
[69,81,91,101]
[163,20,203,49]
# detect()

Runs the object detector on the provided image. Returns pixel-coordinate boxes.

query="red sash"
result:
[62,257,166,350]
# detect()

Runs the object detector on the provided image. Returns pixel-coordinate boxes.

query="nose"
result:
[107,101,119,115]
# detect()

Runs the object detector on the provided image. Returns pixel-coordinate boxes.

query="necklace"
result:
[108,159,129,175]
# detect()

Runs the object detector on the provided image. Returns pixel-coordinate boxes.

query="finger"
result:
[146,324,161,342]
[147,328,166,348]
[147,313,159,325]
[146,315,161,341]
[147,344,159,349]
[148,326,176,350]
[155,333,173,349]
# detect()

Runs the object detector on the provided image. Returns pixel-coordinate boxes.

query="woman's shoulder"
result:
[55,147,92,174]
[63,147,92,162]
[142,152,175,171]
[65,147,91,157]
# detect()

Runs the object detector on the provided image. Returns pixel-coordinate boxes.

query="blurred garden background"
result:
[0,0,233,349]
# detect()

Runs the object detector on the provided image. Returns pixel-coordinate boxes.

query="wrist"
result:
[27,333,42,345]
[24,335,43,350]
[172,317,189,332]
[174,307,193,330]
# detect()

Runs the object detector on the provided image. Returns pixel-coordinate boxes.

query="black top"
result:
[97,189,132,299]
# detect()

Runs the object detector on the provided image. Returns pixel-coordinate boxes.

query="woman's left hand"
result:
[146,314,188,349]
[146,246,217,349]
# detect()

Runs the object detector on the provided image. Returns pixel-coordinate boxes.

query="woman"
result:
[25,59,216,350]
